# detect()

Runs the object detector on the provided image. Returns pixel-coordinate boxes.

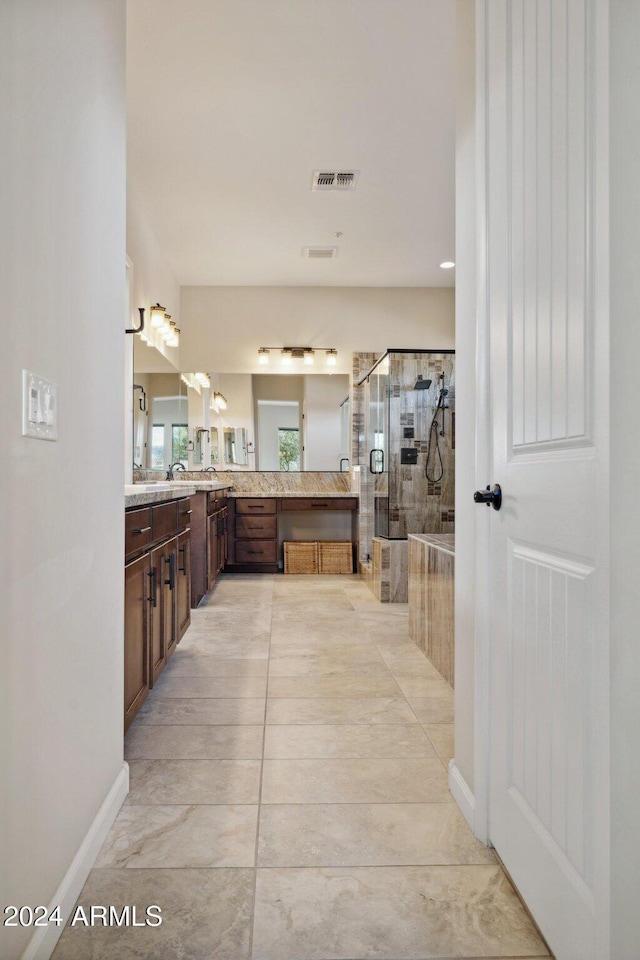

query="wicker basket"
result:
[318,541,354,575]
[283,541,319,574]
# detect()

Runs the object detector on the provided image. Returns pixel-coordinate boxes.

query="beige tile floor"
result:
[53,574,551,960]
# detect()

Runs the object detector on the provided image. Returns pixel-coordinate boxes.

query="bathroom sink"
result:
[125,483,172,493]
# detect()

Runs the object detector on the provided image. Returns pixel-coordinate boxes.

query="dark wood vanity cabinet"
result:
[124,496,192,732]
[190,488,231,605]
[228,498,279,572]
[124,552,150,731]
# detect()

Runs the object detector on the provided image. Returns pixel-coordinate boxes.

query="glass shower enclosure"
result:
[360,349,455,557]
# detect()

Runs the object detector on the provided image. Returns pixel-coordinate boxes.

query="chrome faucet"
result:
[203,466,217,472]
[167,462,186,480]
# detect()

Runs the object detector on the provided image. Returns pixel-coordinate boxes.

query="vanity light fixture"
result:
[213,392,227,411]
[126,307,145,335]
[181,373,200,394]
[150,303,166,328]
[260,347,337,367]
[165,321,180,348]
[195,372,211,390]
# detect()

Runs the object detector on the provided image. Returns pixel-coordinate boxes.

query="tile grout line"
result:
[248,575,274,960]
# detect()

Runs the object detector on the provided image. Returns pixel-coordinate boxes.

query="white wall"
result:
[180,286,455,375]
[258,403,300,470]
[610,2,640,955]
[303,374,350,471]
[0,4,127,960]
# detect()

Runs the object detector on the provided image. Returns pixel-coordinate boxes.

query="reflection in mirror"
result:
[211,426,219,464]
[132,372,187,470]
[193,427,209,466]
[224,427,248,465]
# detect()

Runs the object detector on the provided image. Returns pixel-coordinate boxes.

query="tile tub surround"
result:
[409,533,455,686]
[54,574,550,960]
[371,536,409,602]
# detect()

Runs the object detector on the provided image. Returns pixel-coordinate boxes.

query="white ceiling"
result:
[126,0,456,288]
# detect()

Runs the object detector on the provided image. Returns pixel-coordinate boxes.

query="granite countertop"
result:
[125,485,198,508]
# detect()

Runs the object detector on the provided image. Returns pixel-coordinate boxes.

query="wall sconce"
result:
[259,347,337,367]
[165,321,180,348]
[149,303,166,329]
[181,372,210,394]
[213,392,227,410]
[126,307,145,335]
[181,373,199,394]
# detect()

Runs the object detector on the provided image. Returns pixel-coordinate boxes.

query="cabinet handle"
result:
[147,569,157,607]
[133,526,151,534]
[182,509,193,516]
[311,503,329,508]
[165,554,175,590]
[247,549,262,555]
[247,504,265,509]
[178,544,187,573]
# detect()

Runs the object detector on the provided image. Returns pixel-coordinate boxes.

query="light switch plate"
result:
[22,370,58,441]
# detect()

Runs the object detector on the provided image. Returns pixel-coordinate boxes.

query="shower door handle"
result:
[473,483,502,511]
[369,449,384,475]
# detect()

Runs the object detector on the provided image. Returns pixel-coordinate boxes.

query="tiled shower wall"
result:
[387,352,455,539]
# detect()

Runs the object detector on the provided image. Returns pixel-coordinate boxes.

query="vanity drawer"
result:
[235,498,277,515]
[125,508,152,558]
[207,490,228,513]
[235,515,277,539]
[151,500,178,542]
[279,497,358,512]
[235,540,278,564]
[177,497,192,532]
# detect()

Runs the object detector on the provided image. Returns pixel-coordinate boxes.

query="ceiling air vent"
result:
[312,170,359,191]
[302,246,338,259]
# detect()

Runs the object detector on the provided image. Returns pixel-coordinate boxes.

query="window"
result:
[278,427,300,471]
[171,424,188,466]
[150,425,165,469]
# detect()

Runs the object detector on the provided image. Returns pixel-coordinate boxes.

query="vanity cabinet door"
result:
[216,508,228,574]
[124,553,150,733]
[163,538,179,663]
[177,529,191,640]
[207,511,219,590]
[149,543,166,685]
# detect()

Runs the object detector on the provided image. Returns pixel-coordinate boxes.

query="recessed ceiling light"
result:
[440,261,455,269]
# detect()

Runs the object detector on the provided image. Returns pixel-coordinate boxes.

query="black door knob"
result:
[473,483,502,511]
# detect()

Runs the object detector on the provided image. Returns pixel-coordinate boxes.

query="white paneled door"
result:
[479,2,609,958]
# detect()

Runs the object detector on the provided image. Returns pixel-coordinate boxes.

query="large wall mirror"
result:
[132,348,350,471]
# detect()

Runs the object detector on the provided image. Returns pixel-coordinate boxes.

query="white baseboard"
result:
[448,759,476,832]
[21,762,129,960]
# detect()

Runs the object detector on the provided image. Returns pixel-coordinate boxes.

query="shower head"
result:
[414,376,432,390]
